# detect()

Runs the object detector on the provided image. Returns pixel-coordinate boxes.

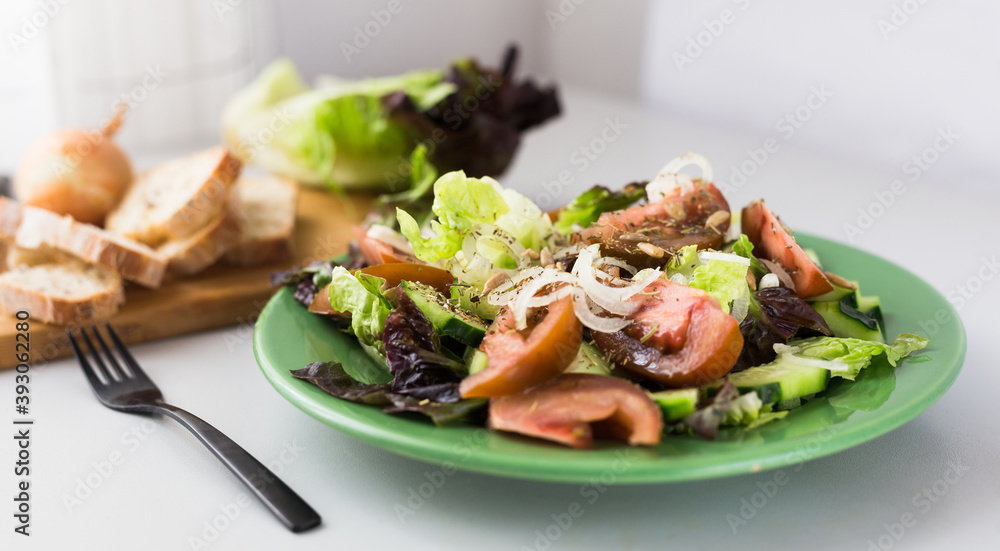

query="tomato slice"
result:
[459,296,582,398]
[592,279,743,387]
[488,373,662,449]
[741,200,833,298]
[352,225,415,266]
[574,181,731,269]
[357,263,454,295]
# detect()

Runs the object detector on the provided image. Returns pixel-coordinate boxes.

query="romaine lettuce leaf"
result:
[665,246,751,318]
[222,47,560,191]
[783,333,929,381]
[325,267,391,349]
[689,258,751,317]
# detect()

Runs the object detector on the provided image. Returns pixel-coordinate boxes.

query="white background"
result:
[1,2,998,550]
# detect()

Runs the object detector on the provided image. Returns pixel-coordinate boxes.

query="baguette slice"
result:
[223,175,298,266]
[106,146,242,246]
[7,244,75,267]
[0,261,124,325]
[158,200,244,275]
[15,205,167,288]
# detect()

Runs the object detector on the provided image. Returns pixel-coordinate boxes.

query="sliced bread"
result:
[15,205,167,288]
[6,244,75,267]
[106,146,242,246]
[0,260,124,325]
[158,199,244,275]
[223,175,298,266]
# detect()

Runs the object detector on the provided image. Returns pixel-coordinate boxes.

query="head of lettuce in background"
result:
[222,46,560,192]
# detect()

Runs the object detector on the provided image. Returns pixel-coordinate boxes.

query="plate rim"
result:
[253,232,966,484]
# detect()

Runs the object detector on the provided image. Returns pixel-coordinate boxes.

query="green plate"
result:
[253,234,965,484]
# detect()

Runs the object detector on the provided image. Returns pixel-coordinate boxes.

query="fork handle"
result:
[153,403,321,532]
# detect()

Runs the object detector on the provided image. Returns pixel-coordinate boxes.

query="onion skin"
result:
[14,114,132,226]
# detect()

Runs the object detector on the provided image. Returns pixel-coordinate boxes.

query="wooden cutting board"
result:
[0,187,374,369]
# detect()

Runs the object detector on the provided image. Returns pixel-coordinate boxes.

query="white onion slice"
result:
[595,256,637,276]
[646,153,713,202]
[572,247,642,315]
[367,224,414,254]
[669,273,688,286]
[569,287,631,333]
[698,251,751,266]
[511,271,576,330]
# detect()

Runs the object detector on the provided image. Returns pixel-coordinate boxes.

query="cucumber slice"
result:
[451,284,500,320]
[809,281,855,303]
[856,294,881,314]
[464,348,489,375]
[812,299,884,343]
[724,357,831,404]
[565,342,612,375]
[402,281,488,346]
[648,388,699,421]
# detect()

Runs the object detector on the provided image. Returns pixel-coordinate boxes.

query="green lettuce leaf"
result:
[730,234,768,280]
[722,391,763,425]
[326,267,391,349]
[493,183,553,253]
[222,47,560,191]
[553,183,646,234]
[666,246,750,316]
[666,245,700,279]
[783,333,929,381]
[689,258,751,316]
[397,171,509,262]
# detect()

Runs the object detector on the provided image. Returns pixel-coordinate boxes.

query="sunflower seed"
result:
[664,201,686,221]
[483,271,511,294]
[706,210,730,230]
[637,242,666,258]
[824,271,857,290]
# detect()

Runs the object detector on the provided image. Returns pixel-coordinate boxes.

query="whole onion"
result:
[14,107,132,225]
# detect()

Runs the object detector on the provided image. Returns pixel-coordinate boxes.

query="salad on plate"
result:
[274,153,928,449]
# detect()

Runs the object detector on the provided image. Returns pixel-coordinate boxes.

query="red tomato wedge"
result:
[356,263,454,295]
[488,373,662,449]
[592,279,743,387]
[352,225,415,266]
[741,200,833,299]
[460,296,582,398]
[573,181,731,269]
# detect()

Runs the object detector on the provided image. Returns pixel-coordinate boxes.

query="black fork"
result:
[68,323,321,533]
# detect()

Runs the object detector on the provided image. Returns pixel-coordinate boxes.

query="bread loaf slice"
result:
[15,206,167,288]
[158,200,244,275]
[223,175,298,266]
[0,260,124,325]
[106,147,242,246]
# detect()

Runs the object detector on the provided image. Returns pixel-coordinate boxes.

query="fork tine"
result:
[104,322,150,382]
[77,327,116,383]
[67,330,107,388]
[90,325,129,381]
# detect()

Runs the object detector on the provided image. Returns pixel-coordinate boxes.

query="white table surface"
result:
[2,89,998,551]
